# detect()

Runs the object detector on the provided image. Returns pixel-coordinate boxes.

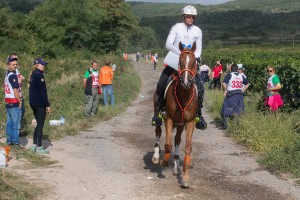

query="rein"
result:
[173,50,196,123]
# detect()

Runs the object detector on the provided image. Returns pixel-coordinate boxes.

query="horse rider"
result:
[152,5,207,129]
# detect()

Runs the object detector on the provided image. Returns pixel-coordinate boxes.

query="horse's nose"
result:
[180,77,192,89]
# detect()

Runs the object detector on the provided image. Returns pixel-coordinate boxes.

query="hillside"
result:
[129,1,300,48]
[128,0,300,17]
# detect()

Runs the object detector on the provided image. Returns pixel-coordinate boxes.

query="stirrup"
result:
[152,114,163,126]
[195,117,207,130]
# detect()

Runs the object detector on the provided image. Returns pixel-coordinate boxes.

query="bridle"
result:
[178,50,197,79]
[174,49,197,123]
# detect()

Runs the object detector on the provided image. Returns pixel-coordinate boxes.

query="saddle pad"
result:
[164,51,179,70]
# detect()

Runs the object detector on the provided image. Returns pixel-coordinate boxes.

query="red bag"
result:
[98,86,102,94]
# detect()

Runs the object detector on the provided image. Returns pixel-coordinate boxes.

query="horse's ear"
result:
[191,41,196,52]
[179,42,183,51]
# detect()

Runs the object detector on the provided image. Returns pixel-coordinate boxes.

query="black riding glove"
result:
[196,57,201,63]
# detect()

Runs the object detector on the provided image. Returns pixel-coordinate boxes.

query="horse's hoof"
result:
[160,160,169,167]
[152,156,159,164]
[173,168,181,175]
[180,180,190,188]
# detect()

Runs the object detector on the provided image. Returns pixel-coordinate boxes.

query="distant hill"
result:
[131,0,300,48]
[128,0,300,17]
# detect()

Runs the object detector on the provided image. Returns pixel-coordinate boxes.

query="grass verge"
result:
[204,87,300,178]
[0,52,141,198]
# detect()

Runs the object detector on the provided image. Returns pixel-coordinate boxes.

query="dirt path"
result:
[10,54,300,199]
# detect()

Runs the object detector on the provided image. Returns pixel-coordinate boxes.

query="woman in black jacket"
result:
[29,57,51,154]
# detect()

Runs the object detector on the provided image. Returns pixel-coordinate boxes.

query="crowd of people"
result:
[3,54,116,154]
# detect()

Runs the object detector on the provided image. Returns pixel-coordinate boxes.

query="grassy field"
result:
[204,86,300,178]
[0,52,141,199]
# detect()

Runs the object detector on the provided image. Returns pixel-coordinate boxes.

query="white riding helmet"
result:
[182,5,197,16]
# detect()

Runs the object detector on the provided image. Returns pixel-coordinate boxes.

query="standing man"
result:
[29,57,51,154]
[4,56,22,146]
[212,60,223,90]
[99,61,115,106]
[152,5,206,129]
[221,64,250,129]
[153,54,158,70]
[83,60,99,117]
[136,52,140,62]
[199,62,211,83]
[8,53,26,132]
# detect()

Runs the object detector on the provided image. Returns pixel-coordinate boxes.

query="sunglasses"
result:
[185,15,195,19]
[267,70,273,72]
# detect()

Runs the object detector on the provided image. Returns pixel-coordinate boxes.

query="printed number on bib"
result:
[231,81,242,88]
[4,84,11,94]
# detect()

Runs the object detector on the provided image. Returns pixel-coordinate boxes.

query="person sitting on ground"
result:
[221,64,250,129]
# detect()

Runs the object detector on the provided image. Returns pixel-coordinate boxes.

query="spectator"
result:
[153,54,158,70]
[212,60,223,90]
[99,61,115,106]
[199,62,211,83]
[136,52,140,62]
[265,66,283,111]
[221,64,250,129]
[237,64,246,78]
[83,60,99,117]
[111,64,117,72]
[4,56,22,146]
[29,57,51,154]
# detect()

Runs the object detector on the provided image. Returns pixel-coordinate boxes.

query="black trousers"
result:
[195,73,205,116]
[213,76,221,90]
[31,106,46,147]
[157,66,176,96]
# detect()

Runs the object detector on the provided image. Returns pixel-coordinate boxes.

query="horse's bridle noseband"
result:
[178,50,197,78]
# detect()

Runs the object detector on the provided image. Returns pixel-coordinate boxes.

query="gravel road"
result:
[12,55,300,200]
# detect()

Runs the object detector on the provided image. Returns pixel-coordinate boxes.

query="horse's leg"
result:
[181,121,194,188]
[152,91,162,164]
[173,125,184,175]
[160,117,173,167]
[152,125,162,164]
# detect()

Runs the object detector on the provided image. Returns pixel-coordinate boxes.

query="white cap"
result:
[182,5,197,16]
[237,64,244,70]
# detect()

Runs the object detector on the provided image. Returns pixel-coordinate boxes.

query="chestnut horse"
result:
[152,41,198,188]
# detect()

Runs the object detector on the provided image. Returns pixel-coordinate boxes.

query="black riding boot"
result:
[195,74,207,130]
[152,66,176,126]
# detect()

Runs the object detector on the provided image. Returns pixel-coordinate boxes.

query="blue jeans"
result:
[102,85,115,106]
[6,107,21,144]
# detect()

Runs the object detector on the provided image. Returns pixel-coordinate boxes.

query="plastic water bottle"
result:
[60,115,65,125]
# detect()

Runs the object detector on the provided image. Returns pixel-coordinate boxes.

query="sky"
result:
[125,0,233,5]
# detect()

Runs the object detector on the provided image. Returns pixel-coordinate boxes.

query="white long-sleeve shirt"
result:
[165,23,202,58]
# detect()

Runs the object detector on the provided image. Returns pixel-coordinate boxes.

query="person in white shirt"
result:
[199,63,211,83]
[152,5,206,129]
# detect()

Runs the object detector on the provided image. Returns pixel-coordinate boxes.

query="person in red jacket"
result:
[212,60,223,90]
